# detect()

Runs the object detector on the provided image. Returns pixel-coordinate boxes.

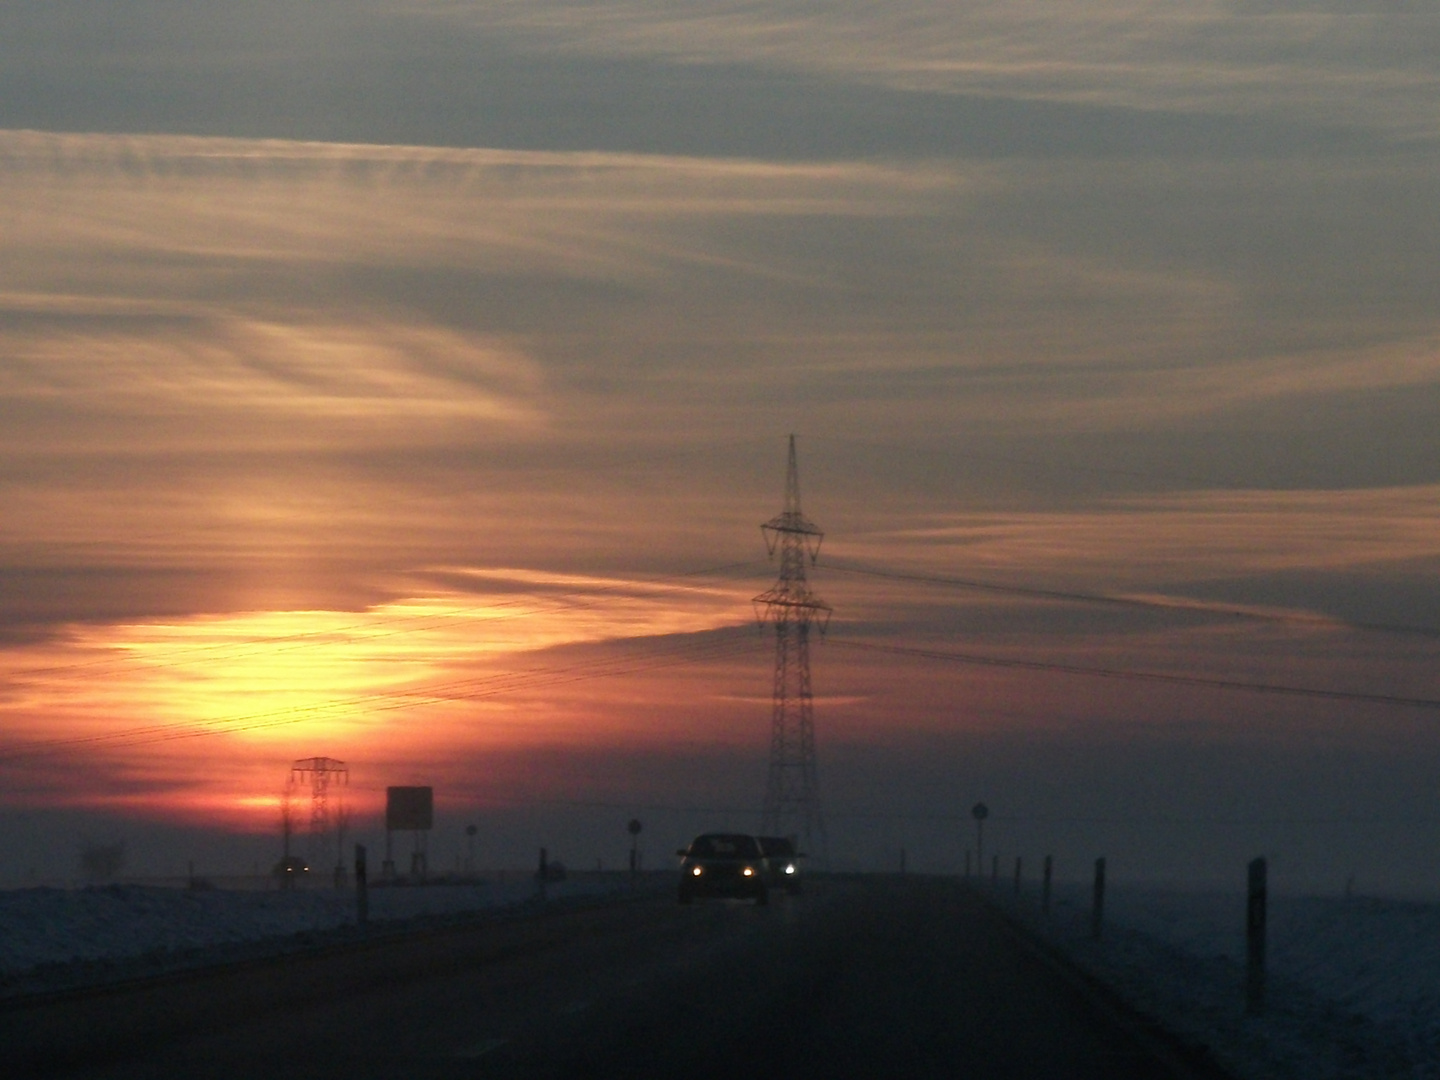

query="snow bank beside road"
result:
[0,877,626,997]
[1014,884,1440,1080]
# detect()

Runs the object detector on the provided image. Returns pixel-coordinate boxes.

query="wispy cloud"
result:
[5,129,1440,601]
[855,485,1440,587]
[423,0,1440,137]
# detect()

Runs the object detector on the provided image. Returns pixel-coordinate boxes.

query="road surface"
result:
[4,876,1232,1079]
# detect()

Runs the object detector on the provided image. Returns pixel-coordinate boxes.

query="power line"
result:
[8,594,1439,766]
[46,622,1422,763]
[434,796,1440,829]
[825,559,1440,641]
[8,546,1439,771]
[829,638,1440,711]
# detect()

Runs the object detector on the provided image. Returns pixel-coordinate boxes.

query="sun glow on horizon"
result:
[0,567,755,822]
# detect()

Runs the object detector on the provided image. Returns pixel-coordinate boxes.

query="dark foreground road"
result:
[4,876,1231,1080]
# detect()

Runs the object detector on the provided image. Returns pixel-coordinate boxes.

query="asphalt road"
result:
[4,876,1232,1080]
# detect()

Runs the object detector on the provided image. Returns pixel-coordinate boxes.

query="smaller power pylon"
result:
[289,757,349,886]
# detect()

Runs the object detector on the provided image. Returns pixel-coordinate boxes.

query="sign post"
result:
[627,818,642,884]
[385,786,434,882]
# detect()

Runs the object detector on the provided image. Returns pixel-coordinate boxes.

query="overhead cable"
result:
[829,638,1440,711]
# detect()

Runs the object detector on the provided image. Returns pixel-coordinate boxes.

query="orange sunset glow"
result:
[0,567,766,825]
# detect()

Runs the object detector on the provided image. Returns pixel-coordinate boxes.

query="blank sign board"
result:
[386,786,434,831]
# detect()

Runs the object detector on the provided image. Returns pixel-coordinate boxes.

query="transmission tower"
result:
[754,435,831,859]
[289,757,349,885]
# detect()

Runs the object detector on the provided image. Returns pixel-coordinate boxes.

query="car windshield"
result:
[689,834,760,858]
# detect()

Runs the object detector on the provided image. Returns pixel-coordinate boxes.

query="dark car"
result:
[756,835,803,894]
[271,854,309,891]
[677,832,769,905]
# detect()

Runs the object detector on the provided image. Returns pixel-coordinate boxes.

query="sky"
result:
[3,0,1440,891]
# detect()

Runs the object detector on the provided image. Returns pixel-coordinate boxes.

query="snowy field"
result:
[1010,882,1440,1080]
[0,874,631,998]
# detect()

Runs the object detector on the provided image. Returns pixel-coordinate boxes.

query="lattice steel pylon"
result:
[289,756,349,883]
[754,435,831,860]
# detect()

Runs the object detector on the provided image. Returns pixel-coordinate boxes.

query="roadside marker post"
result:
[1042,855,1053,916]
[971,802,988,876]
[1247,857,1267,1016]
[354,844,368,927]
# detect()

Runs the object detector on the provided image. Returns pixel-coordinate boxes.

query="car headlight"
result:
[692,866,703,876]
[785,863,795,875]
[742,867,753,877]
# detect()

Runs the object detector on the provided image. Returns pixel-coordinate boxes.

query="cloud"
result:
[3,1,1424,160]
[0,131,957,286]
[0,312,545,440]
[4,128,1440,618]
[0,132,953,491]
[415,0,1440,138]
[0,131,974,464]
[848,485,1440,587]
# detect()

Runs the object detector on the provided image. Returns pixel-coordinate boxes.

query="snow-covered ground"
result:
[0,874,630,998]
[6,873,1439,1077]
[1009,882,1440,1079]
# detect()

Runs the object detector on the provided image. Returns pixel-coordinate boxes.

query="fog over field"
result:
[2,0,1440,893]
